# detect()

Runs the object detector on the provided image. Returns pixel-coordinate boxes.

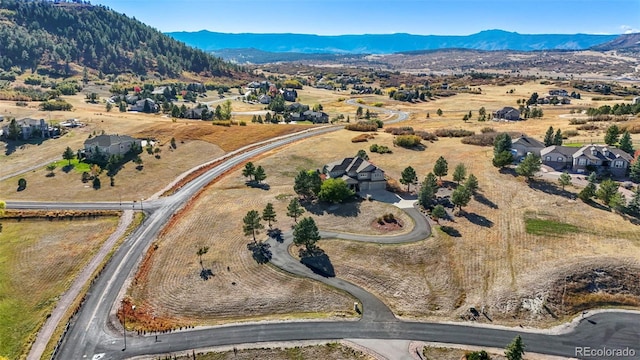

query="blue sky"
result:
[93,0,640,35]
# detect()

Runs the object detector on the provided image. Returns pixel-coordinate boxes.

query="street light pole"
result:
[140,198,144,211]
[122,300,126,351]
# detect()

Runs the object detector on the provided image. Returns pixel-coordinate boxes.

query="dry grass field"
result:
[172,342,375,360]
[0,216,119,360]
[422,345,506,360]
[127,80,640,328]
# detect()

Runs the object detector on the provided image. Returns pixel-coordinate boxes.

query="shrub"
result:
[562,130,579,138]
[212,120,232,127]
[39,100,73,111]
[394,135,422,148]
[462,131,524,147]
[385,127,414,135]
[480,127,496,133]
[370,144,392,154]
[17,178,27,190]
[434,128,475,137]
[352,134,374,143]
[415,131,437,141]
[382,213,396,223]
[345,121,378,132]
[621,124,640,134]
[569,118,588,125]
[239,121,247,126]
[576,124,599,131]
[372,102,384,107]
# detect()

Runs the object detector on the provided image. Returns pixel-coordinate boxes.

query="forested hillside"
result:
[0,0,240,77]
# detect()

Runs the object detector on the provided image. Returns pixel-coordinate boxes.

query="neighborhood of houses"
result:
[512,135,633,178]
[493,89,574,121]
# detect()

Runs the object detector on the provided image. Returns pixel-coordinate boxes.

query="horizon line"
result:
[165,29,625,36]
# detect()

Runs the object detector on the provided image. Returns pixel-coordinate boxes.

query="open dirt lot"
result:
[172,342,376,360]
[0,216,119,359]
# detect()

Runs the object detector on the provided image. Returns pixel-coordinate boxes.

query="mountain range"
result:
[167,29,619,54]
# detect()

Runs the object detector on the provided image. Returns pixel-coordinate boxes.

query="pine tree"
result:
[243,210,263,243]
[452,163,467,184]
[553,129,563,146]
[604,124,620,146]
[558,172,571,190]
[262,203,277,228]
[418,173,438,208]
[286,198,305,223]
[504,335,525,360]
[242,162,256,181]
[618,131,634,154]
[254,166,266,184]
[515,154,541,181]
[451,185,472,213]
[293,217,320,252]
[400,166,418,192]
[543,126,554,147]
[464,174,479,194]
[433,156,448,181]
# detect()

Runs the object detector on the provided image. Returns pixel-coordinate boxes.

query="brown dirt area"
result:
[422,345,506,360]
[172,342,376,360]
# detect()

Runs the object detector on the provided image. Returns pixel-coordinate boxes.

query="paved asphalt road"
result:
[10,104,640,360]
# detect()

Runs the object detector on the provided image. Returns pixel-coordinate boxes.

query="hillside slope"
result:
[0,0,239,77]
[591,33,640,51]
[168,29,617,54]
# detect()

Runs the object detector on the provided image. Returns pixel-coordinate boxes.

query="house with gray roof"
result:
[84,134,141,159]
[540,146,577,170]
[493,107,520,121]
[512,136,545,162]
[2,118,49,140]
[572,145,633,178]
[324,157,386,192]
[540,144,633,177]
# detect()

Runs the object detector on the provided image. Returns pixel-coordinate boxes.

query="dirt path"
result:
[27,210,135,360]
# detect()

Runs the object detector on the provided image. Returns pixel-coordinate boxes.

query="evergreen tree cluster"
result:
[0,0,240,76]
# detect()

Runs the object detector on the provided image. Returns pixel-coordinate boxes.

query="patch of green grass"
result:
[52,158,91,173]
[275,193,294,201]
[525,217,580,236]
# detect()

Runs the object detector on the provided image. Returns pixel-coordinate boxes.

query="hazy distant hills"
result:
[167,29,618,54]
[591,33,640,51]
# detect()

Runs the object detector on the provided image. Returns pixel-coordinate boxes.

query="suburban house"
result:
[258,94,271,104]
[281,89,298,102]
[130,98,159,113]
[633,96,640,105]
[549,89,569,97]
[151,86,172,95]
[324,157,386,192]
[83,134,141,158]
[302,110,329,123]
[511,136,545,162]
[541,144,633,178]
[493,107,521,121]
[184,107,207,120]
[2,118,51,140]
[540,146,577,171]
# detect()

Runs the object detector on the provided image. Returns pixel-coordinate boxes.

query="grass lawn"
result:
[52,158,91,173]
[0,217,118,359]
[524,217,581,236]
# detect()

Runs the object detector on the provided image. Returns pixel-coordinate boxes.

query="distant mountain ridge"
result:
[591,33,640,51]
[167,29,618,54]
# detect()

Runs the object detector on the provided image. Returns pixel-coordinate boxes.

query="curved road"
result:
[9,103,639,360]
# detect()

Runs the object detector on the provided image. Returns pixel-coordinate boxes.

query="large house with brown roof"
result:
[541,144,633,178]
[324,157,386,192]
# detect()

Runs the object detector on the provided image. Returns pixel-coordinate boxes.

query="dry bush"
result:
[351,134,374,143]
[563,130,580,137]
[569,118,588,125]
[621,124,640,134]
[385,126,415,135]
[576,124,600,131]
[461,131,525,147]
[415,131,438,141]
[345,121,378,132]
[394,134,422,148]
[480,127,496,133]
[434,128,475,137]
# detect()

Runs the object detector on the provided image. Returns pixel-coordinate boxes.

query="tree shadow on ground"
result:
[3,137,46,156]
[299,247,335,277]
[302,198,361,217]
[245,181,270,191]
[62,164,75,173]
[582,199,611,212]
[528,180,575,200]
[499,167,517,177]
[440,225,461,237]
[474,192,498,209]
[200,268,214,280]
[267,228,284,243]
[463,212,494,228]
[247,241,272,264]
[404,143,426,151]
